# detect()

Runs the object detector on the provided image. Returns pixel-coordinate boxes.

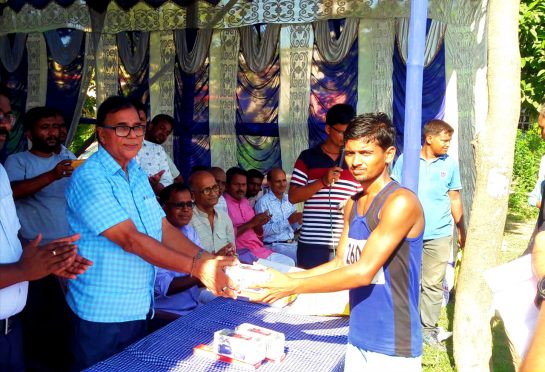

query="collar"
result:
[224,192,243,205]
[96,145,137,176]
[419,153,448,163]
[193,205,217,218]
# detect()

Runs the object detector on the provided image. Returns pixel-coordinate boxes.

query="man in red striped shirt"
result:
[289,104,361,268]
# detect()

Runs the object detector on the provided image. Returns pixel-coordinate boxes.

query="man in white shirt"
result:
[135,108,175,194]
[0,86,90,372]
[189,170,235,255]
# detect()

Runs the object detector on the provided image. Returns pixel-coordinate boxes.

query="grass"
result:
[422,214,534,372]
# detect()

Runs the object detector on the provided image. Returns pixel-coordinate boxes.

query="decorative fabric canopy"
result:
[0,0,489,217]
[0,0,483,35]
[0,0,219,15]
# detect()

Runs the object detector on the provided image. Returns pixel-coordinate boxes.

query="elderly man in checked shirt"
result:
[65,96,238,371]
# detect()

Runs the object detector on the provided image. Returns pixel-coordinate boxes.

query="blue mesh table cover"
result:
[87,297,349,371]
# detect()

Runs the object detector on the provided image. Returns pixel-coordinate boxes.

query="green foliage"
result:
[509,123,545,219]
[69,68,96,155]
[68,124,95,155]
[520,0,545,115]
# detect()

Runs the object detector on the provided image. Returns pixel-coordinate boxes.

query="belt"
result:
[264,239,294,244]
[0,315,17,335]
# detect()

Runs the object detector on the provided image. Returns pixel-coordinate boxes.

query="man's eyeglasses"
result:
[0,112,15,125]
[197,184,220,196]
[99,124,146,137]
[167,201,194,210]
[330,125,346,135]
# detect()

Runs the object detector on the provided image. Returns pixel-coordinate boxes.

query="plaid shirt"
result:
[66,146,165,322]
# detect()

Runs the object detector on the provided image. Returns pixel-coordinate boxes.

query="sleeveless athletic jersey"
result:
[345,181,423,357]
[291,146,361,247]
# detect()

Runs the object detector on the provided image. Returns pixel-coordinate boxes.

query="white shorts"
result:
[344,342,421,372]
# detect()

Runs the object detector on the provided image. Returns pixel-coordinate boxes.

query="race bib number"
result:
[344,238,385,285]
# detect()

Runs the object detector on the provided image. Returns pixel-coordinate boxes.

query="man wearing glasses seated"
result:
[65,96,237,370]
[189,170,236,256]
[152,183,205,325]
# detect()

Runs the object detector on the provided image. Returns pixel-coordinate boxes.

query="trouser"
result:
[297,241,336,269]
[0,315,24,372]
[70,309,148,371]
[21,274,72,372]
[266,242,298,265]
[344,343,421,372]
[420,236,453,331]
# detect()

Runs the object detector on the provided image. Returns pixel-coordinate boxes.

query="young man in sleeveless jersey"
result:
[253,113,425,371]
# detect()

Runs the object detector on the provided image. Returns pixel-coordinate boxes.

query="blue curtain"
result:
[45,29,85,137]
[173,54,210,181]
[308,20,358,149]
[118,32,150,115]
[236,51,281,173]
[0,37,28,160]
[392,29,446,153]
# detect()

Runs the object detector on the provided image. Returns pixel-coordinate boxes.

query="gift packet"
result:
[225,264,297,308]
[212,328,267,365]
[225,264,271,294]
[225,263,296,307]
[235,323,285,362]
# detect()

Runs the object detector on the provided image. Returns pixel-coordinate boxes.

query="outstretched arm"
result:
[253,190,424,302]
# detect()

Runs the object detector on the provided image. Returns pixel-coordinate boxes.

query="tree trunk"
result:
[453,0,521,371]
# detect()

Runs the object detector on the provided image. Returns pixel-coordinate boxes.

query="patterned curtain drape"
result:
[236,51,281,173]
[44,28,85,138]
[173,51,211,181]
[392,20,446,153]
[236,25,281,173]
[0,34,28,159]
[308,19,358,148]
[117,31,150,111]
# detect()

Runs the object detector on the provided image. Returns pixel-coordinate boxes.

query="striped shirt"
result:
[291,146,361,247]
[66,146,165,323]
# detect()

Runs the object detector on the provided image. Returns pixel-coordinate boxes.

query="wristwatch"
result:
[536,276,545,308]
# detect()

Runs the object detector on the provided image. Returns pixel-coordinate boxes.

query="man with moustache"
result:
[246,169,265,208]
[65,96,236,370]
[225,167,294,266]
[255,113,424,370]
[4,106,79,371]
[5,106,75,242]
[255,167,302,265]
[392,119,465,348]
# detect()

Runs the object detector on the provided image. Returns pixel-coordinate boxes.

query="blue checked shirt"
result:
[66,146,165,322]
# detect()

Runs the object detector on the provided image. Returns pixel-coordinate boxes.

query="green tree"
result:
[520,0,545,115]
[454,0,521,370]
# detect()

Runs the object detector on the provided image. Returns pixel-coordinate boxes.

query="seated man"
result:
[189,170,236,255]
[155,183,202,319]
[209,166,228,213]
[225,167,295,267]
[255,167,302,265]
[246,168,264,208]
[134,105,174,193]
